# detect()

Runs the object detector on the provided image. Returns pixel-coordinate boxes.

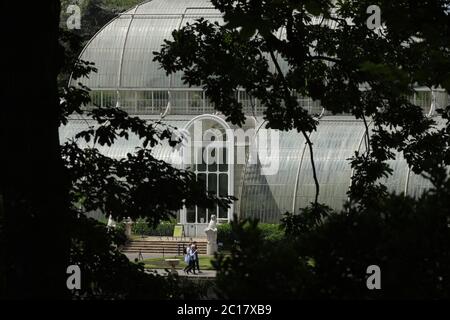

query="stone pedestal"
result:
[125,223,132,237]
[165,259,180,275]
[124,217,133,238]
[205,229,218,255]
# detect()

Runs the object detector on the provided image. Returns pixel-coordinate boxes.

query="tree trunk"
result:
[0,1,70,299]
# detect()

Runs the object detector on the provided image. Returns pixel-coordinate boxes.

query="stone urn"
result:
[165,258,180,275]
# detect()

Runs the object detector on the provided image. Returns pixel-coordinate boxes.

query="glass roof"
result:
[60,115,441,222]
[68,0,445,222]
[77,0,222,89]
[75,0,307,90]
[59,115,190,164]
[238,116,443,222]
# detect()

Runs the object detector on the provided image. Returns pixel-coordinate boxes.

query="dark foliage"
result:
[156,0,450,298]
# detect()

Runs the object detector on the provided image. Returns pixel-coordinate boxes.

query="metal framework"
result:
[66,0,449,227]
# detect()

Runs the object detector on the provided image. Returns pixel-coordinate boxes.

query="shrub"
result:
[258,223,285,242]
[217,223,233,250]
[131,218,177,237]
[217,221,284,250]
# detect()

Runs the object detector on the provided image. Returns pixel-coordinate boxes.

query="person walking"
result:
[189,243,197,275]
[193,242,201,273]
[183,242,191,274]
[183,242,196,274]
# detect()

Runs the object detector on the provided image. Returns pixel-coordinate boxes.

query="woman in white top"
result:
[183,242,194,274]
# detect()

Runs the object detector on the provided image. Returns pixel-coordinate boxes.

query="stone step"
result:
[123,249,207,254]
[124,241,206,247]
[124,246,206,251]
[124,245,207,249]
[124,248,207,251]
[124,242,207,246]
[122,249,207,254]
[121,240,207,254]
[125,244,206,250]
[127,240,207,244]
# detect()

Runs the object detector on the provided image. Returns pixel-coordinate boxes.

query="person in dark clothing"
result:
[189,244,197,275]
[193,242,201,273]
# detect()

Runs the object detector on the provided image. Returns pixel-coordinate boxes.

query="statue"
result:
[106,214,116,230]
[204,215,218,255]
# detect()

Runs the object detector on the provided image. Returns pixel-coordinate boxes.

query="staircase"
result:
[121,238,207,255]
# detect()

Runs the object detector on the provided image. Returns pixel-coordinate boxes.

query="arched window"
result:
[183,116,233,226]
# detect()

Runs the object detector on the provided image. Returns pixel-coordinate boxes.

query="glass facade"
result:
[64,0,447,230]
[184,117,232,224]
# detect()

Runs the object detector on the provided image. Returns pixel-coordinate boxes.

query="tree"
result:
[0,0,231,299]
[0,0,71,298]
[154,0,450,298]
[57,13,233,298]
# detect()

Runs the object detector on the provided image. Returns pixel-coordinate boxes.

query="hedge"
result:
[130,218,177,237]
[217,222,284,250]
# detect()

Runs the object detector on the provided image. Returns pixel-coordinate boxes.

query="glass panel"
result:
[197,147,206,172]
[240,129,306,222]
[408,90,432,114]
[197,173,207,223]
[296,93,323,116]
[119,91,136,113]
[219,206,227,219]
[219,173,228,197]
[136,91,153,114]
[188,91,204,114]
[239,90,254,114]
[186,206,196,223]
[208,173,217,195]
[255,98,264,115]
[77,16,130,88]
[197,207,207,224]
[102,91,118,107]
[198,173,207,193]
[435,91,449,111]
[207,148,218,172]
[154,91,169,109]
[208,173,218,219]
[205,96,215,113]
[89,91,102,107]
[295,120,367,212]
[120,17,179,88]
[219,148,228,172]
[171,91,188,114]
[415,91,432,114]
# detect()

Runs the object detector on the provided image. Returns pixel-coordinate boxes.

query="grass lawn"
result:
[141,255,215,270]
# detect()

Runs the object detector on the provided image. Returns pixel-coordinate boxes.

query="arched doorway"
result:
[180,115,234,237]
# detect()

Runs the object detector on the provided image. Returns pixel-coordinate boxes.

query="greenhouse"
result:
[60,0,449,237]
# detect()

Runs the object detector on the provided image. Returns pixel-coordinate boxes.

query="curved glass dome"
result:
[77,0,221,90]
[64,0,448,231]
[239,116,447,223]
[75,0,447,117]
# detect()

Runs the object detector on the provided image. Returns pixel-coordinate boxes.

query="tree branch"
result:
[268,49,320,208]
[307,55,341,64]
[362,113,371,155]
